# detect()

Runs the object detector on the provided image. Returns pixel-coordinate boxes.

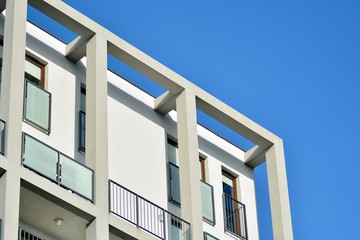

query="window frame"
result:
[203,232,220,240]
[222,170,242,237]
[222,170,238,200]
[25,55,45,88]
[78,84,86,153]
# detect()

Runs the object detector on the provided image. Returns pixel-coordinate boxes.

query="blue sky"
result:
[29,0,360,239]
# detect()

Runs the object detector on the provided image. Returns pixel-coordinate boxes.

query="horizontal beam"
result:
[107,41,185,94]
[28,0,95,37]
[154,91,179,115]
[245,145,270,168]
[196,94,278,148]
[65,34,94,62]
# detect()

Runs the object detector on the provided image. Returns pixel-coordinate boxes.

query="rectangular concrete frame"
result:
[0,0,294,239]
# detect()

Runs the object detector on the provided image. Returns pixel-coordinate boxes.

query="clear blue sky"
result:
[29,0,360,239]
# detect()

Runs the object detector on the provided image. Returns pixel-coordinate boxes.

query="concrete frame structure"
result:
[0,0,293,239]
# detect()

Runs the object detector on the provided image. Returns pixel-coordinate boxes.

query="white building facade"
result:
[0,0,293,240]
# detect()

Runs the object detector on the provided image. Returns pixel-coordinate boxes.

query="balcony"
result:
[0,119,5,155]
[109,180,191,240]
[223,194,248,239]
[22,133,94,201]
[23,80,51,133]
[19,227,43,240]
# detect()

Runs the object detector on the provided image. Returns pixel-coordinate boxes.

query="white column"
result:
[0,0,28,239]
[265,140,294,240]
[176,89,203,240]
[85,34,109,240]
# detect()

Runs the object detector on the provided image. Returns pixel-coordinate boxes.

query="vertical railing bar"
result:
[136,192,139,227]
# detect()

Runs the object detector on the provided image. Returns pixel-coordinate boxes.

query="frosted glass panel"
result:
[204,233,219,240]
[25,81,50,131]
[201,181,215,224]
[0,121,5,155]
[25,59,41,80]
[60,154,93,200]
[167,143,179,165]
[23,135,57,181]
[80,91,86,112]
[169,163,181,204]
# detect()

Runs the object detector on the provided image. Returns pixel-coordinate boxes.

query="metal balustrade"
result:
[0,119,5,155]
[22,133,94,201]
[19,227,44,240]
[109,180,191,240]
[223,194,248,239]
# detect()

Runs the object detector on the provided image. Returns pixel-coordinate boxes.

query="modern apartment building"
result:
[0,0,293,239]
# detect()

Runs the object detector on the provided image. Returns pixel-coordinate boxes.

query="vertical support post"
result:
[265,140,294,240]
[176,89,203,240]
[0,0,28,239]
[85,34,109,240]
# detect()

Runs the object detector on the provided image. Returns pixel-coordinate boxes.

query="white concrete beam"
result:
[86,34,109,240]
[0,0,28,238]
[265,140,293,240]
[245,145,269,168]
[154,91,179,115]
[65,34,94,62]
[107,42,184,94]
[28,0,94,36]
[176,90,203,240]
[196,97,276,148]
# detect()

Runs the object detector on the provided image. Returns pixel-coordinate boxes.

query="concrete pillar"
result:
[265,141,293,240]
[85,34,109,240]
[176,89,203,240]
[0,0,28,239]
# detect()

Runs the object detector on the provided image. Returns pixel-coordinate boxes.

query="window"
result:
[204,232,219,240]
[79,85,86,152]
[23,56,51,133]
[167,139,215,224]
[222,171,242,236]
[200,157,206,181]
[25,56,45,88]
[0,120,5,155]
[168,139,180,204]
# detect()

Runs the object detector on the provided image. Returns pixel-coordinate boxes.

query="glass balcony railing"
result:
[23,80,51,133]
[22,133,93,201]
[0,119,5,155]
[201,180,215,225]
[109,180,191,240]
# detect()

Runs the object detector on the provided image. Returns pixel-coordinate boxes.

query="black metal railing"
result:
[22,133,94,201]
[78,110,86,152]
[0,119,5,155]
[19,227,44,240]
[109,180,191,240]
[223,194,248,240]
